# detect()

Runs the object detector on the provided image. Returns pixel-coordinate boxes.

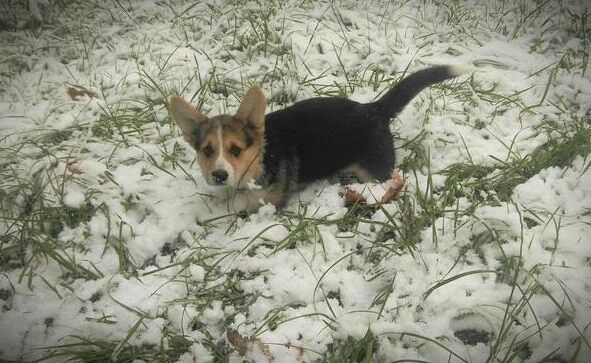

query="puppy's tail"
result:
[371,65,469,119]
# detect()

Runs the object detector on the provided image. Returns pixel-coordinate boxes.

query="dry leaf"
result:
[227,329,275,361]
[380,171,405,203]
[343,170,405,207]
[66,161,84,175]
[227,329,248,356]
[295,345,304,360]
[316,42,324,54]
[98,173,109,185]
[66,85,96,101]
[254,338,275,362]
[343,188,366,206]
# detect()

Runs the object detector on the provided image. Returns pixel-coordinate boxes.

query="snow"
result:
[0,0,590,362]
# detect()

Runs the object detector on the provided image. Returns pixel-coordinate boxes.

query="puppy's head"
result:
[169,87,266,187]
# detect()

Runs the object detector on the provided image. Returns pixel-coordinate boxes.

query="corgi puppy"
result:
[170,65,466,209]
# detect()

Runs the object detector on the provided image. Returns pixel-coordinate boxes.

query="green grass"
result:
[440,120,591,205]
[324,329,377,363]
[38,325,194,363]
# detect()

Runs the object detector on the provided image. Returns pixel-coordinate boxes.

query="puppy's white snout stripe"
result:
[213,128,235,185]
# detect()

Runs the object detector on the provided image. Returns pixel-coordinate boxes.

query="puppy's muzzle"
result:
[211,169,229,185]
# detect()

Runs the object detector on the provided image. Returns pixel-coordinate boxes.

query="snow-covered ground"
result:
[0,0,590,362]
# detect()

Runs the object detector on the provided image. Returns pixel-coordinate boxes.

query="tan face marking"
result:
[169,86,266,188]
[195,128,221,185]
[194,121,264,187]
[222,125,264,187]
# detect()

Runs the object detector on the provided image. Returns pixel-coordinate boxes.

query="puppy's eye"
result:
[202,145,214,157]
[229,145,242,157]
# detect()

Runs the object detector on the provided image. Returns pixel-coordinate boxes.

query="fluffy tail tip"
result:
[448,65,472,77]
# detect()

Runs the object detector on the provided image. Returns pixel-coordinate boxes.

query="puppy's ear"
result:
[235,86,266,130]
[169,96,207,143]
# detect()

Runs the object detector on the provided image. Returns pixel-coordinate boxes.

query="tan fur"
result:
[169,96,207,144]
[245,186,285,208]
[220,122,264,185]
[194,132,220,180]
[169,87,266,189]
[243,156,292,208]
[235,86,266,130]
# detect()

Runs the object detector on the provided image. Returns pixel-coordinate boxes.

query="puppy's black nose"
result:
[211,169,228,184]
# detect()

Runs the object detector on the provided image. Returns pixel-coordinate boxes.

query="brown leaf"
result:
[227,329,275,361]
[98,173,109,185]
[316,42,324,54]
[343,187,367,206]
[66,85,96,101]
[295,345,304,360]
[343,170,405,207]
[66,161,84,175]
[380,170,405,204]
[227,329,248,356]
[254,338,275,362]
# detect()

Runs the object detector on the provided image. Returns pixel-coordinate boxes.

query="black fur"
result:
[260,66,461,187]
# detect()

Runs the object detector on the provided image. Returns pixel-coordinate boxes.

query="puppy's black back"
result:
[265,98,387,182]
[263,65,464,184]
